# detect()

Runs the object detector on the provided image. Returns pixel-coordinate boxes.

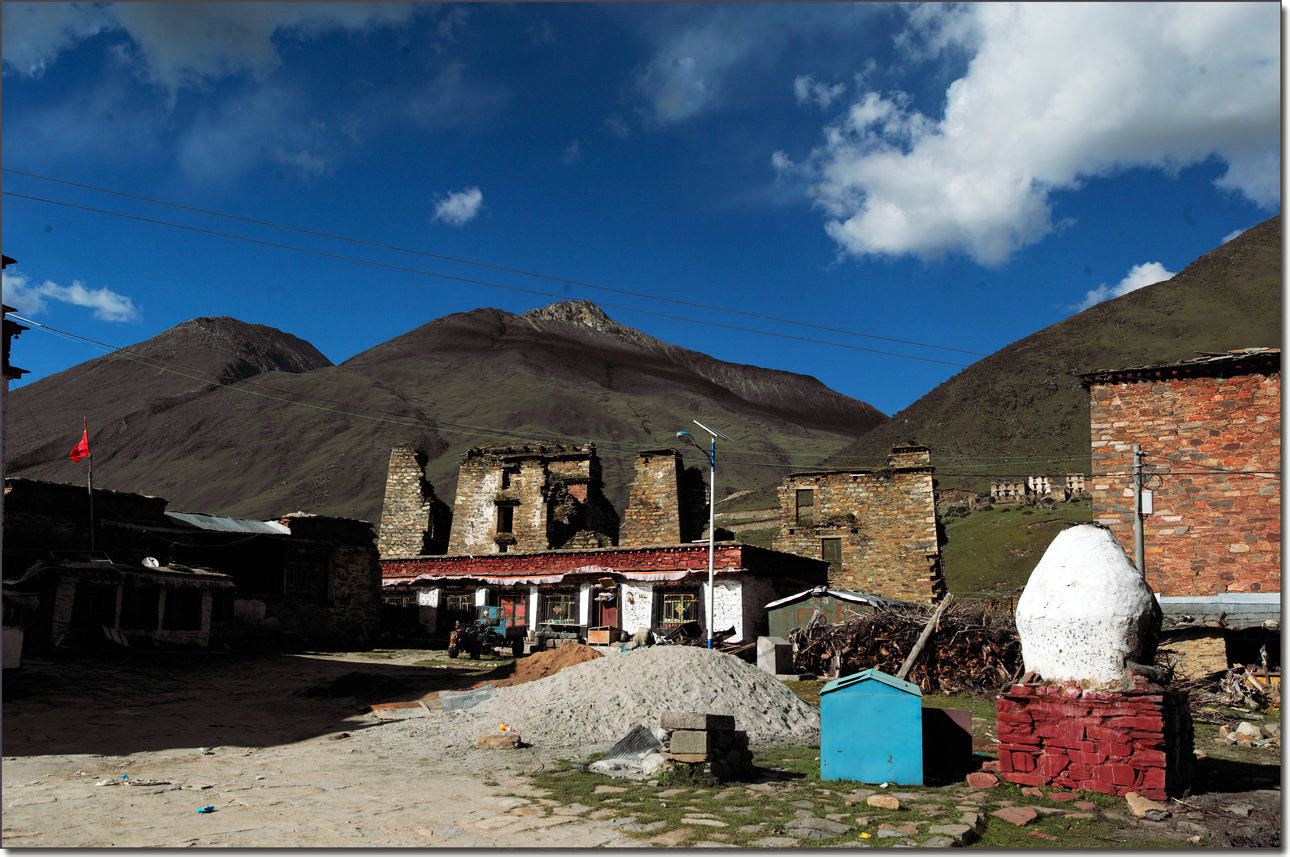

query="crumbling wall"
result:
[376,444,451,558]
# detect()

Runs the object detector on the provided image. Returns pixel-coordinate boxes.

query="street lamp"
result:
[676,419,731,649]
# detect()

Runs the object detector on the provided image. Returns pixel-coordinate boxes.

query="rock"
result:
[1028,831,1060,841]
[750,837,799,848]
[866,795,900,811]
[1235,722,1264,739]
[929,823,975,844]
[1124,792,1170,819]
[1262,722,1280,739]
[1021,787,1045,798]
[1143,809,1170,822]
[965,772,998,790]
[992,806,1039,826]
[923,836,956,848]
[1048,792,1078,803]
[473,733,521,749]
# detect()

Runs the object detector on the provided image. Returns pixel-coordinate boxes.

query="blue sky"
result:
[1,2,1280,417]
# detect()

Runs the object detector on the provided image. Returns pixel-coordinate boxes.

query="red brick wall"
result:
[1088,370,1280,596]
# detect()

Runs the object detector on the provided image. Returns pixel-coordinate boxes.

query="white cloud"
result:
[794,75,846,109]
[1,3,115,77]
[4,2,420,107]
[176,84,329,183]
[562,139,582,165]
[1222,226,1251,245]
[433,187,484,227]
[1077,262,1176,311]
[797,3,1281,265]
[3,271,138,322]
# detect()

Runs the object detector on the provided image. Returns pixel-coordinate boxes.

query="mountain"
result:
[4,303,885,523]
[822,215,1282,486]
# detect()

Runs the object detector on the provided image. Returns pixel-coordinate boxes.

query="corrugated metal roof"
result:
[165,511,290,534]
[1157,593,1280,631]
[764,586,908,610]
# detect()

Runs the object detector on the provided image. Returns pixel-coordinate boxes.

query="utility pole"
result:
[1132,444,1145,575]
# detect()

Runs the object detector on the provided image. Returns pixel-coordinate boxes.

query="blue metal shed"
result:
[820,668,923,784]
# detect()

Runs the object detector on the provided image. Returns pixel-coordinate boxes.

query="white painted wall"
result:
[578,584,591,627]
[710,579,744,641]
[621,581,654,634]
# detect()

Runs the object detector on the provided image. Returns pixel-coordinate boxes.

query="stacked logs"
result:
[787,600,1023,693]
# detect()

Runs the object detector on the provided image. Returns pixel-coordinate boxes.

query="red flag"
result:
[69,427,90,462]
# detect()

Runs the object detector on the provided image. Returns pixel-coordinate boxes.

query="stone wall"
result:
[1087,365,1280,596]
[619,449,707,546]
[284,515,382,641]
[376,444,451,558]
[773,446,945,604]
[445,442,619,555]
[996,675,1194,800]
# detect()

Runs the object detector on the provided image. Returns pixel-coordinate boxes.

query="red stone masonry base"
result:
[996,675,1194,801]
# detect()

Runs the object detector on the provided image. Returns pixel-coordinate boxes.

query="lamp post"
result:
[677,420,731,649]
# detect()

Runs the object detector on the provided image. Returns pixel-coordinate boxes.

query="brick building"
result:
[1079,348,1281,675]
[773,444,946,604]
[1079,349,1280,596]
[618,448,707,546]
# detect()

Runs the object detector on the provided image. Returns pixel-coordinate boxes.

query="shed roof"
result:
[1157,593,1280,631]
[821,668,921,697]
[765,586,909,611]
[165,511,291,534]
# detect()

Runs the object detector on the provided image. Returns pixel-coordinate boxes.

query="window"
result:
[497,503,514,534]
[120,585,159,630]
[796,489,815,526]
[821,538,842,575]
[658,589,698,630]
[444,592,473,613]
[285,545,329,596]
[541,591,577,625]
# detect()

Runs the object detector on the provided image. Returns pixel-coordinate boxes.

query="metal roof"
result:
[1156,592,1280,631]
[165,511,290,534]
[764,586,909,611]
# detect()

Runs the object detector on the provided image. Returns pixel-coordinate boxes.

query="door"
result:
[497,592,527,628]
[594,592,618,629]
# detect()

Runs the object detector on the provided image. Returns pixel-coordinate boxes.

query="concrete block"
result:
[669,730,713,756]
[660,712,735,732]
[757,636,793,675]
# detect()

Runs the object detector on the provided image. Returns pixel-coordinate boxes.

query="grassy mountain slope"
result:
[823,215,1282,487]
[5,302,884,523]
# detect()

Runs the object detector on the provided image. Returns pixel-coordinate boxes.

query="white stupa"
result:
[1014,524,1162,688]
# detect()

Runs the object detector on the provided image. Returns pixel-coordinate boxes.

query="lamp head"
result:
[676,431,691,439]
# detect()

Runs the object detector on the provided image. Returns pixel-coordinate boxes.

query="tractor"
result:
[448,605,526,659]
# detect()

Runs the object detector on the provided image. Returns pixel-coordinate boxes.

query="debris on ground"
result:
[787,600,1022,691]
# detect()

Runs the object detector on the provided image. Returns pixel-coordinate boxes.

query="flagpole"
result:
[84,416,94,553]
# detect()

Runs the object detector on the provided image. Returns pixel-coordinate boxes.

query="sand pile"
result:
[491,642,603,688]
[383,646,820,756]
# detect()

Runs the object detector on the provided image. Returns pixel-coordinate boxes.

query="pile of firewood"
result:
[787,599,1023,694]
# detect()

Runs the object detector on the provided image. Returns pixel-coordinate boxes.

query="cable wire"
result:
[3,189,971,367]
[3,168,988,358]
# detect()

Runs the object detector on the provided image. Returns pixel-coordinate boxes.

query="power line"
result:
[3,189,971,368]
[3,168,988,358]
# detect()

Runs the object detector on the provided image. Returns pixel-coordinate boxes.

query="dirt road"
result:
[2,648,636,848]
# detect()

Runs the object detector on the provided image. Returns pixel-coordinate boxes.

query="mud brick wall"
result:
[1088,368,1280,596]
[376,444,451,558]
[996,676,1194,801]
[773,446,945,604]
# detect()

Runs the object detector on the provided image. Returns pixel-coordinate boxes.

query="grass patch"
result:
[942,500,1093,598]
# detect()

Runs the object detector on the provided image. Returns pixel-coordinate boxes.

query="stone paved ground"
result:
[2,648,1280,848]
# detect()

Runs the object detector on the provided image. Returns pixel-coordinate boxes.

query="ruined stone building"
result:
[1079,347,1281,675]
[375,443,453,558]
[445,442,620,554]
[378,443,825,644]
[773,444,946,604]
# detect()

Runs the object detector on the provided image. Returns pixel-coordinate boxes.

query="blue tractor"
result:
[448,605,526,659]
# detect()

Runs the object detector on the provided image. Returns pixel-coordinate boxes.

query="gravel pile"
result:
[371,646,820,757]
